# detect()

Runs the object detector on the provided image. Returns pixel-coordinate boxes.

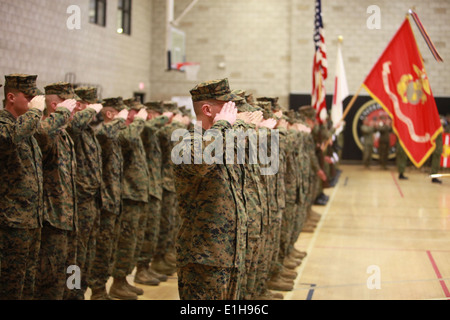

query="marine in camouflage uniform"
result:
[252,101,282,299]
[135,101,171,285]
[173,79,247,300]
[110,98,150,300]
[34,82,79,300]
[430,132,443,184]
[0,75,44,300]
[361,119,376,168]
[230,93,267,300]
[276,113,303,281]
[151,101,185,276]
[377,119,392,170]
[89,97,127,300]
[64,87,103,300]
[396,139,409,180]
[297,107,322,234]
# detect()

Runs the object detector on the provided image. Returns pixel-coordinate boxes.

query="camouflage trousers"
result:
[431,133,443,174]
[396,142,408,174]
[241,234,263,300]
[269,210,283,277]
[34,223,69,300]
[112,199,147,278]
[379,142,390,168]
[89,209,121,291]
[278,202,297,267]
[178,263,244,300]
[255,210,282,296]
[0,226,41,300]
[65,194,101,299]
[363,143,374,167]
[137,196,161,268]
[154,190,177,259]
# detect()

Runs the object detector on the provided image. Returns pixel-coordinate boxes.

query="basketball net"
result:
[176,62,200,81]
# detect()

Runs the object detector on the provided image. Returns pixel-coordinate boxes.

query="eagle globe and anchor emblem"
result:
[353,62,432,160]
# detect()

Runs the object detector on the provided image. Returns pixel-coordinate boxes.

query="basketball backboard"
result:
[167,26,186,71]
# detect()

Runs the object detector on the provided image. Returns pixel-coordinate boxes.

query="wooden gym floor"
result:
[85,164,450,300]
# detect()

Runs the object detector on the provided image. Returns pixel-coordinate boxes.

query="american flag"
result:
[312,0,328,124]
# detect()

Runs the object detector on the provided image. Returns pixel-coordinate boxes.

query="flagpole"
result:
[334,84,364,128]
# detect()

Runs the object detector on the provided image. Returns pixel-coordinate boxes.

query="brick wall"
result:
[1,0,448,108]
[0,0,153,101]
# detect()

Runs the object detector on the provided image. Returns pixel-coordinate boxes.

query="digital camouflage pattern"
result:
[66,106,103,299]
[96,119,126,215]
[0,108,44,229]
[173,120,247,269]
[0,227,41,300]
[142,116,171,200]
[35,107,77,231]
[144,101,164,114]
[190,78,243,102]
[68,108,103,200]
[233,120,266,299]
[102,97,127,112]
[119,118,149,203]
[178,264,243,300]
[75,87,98,104]
[3,74,43,97]
[44,82,81,101]
[90,118,126,291]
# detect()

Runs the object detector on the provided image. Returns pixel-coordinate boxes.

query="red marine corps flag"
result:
[363,17,443,168]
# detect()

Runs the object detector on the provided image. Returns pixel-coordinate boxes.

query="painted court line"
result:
[314,245,450,253]
[390,171,404,198]
[426,250,450,299]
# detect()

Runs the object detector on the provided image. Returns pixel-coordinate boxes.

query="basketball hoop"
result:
[176,62,200,81]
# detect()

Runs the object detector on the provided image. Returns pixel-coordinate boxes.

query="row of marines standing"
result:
[0,73,192,300]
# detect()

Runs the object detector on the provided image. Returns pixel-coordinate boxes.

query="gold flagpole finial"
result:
[338,35,344,43]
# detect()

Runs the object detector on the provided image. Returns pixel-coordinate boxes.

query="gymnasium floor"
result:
[86,164,450,300]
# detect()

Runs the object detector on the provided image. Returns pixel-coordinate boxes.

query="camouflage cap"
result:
[144,101,164,113]
[124,97,145,111]
[4,74,43,97]
[298,105,316,120]
[102,97,127,111]
[190,78,243,102]
[257,101,274,119]
[245,93,255,105]
[45,82,81,101]
[74,87,98,104]
[163,101,179,113]
[179,106,192,118]
[257,96,280,110]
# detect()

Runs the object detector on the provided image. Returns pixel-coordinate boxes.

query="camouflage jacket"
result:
[259,128,279,216]
[361,125,375,145]
[173,120,247,269]
[141,116,170,201]
[276,128,287,210]
[119,118,149,203]
[96,119,126,215]
[284,129,301,204]
[158,121,186,193]
[0,108,44,229]
[67,108,102,200]
[233,120,266,238]
[35,107,77,231]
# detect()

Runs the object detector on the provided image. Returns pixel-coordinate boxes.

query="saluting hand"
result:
[214,101,237,126]
[87,103,103,114]
[115,109,129,121]
[57,99,77,113]
[134,108,148,121]
[28,95,46,112]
